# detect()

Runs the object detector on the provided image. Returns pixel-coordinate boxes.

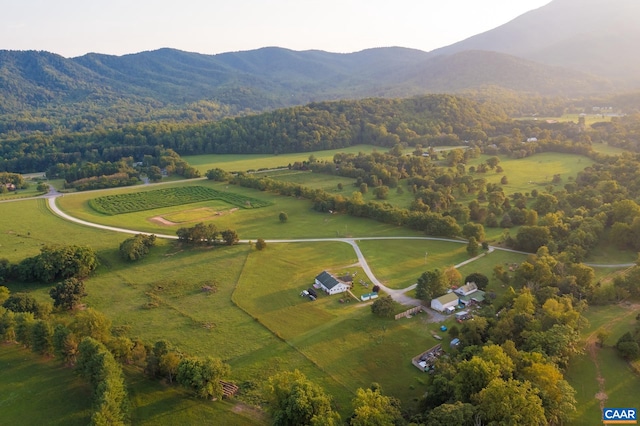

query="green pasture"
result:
[233,242,439,412]
[0,344,92,425]
[124,366,265,425]
[565,303,640,426]
[0,344,266,426]
[265,169,356,192]
[0,198,124,263]
[358,239,469,289]
[465,152,594,198]
[183,144,387,174]
[55,180,423,239]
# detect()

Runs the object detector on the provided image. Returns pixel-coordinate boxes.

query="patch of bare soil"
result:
[231,402,267,423]
[149,216,177,226]
[148,207,240,226]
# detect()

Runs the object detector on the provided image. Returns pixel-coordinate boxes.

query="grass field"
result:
[183,144,387,174]
[0,344,93,425]
[565,303,640,426]
[465,152,594,197]
[0,344,266,425]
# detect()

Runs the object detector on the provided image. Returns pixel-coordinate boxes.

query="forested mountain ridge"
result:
[0,47,611,139]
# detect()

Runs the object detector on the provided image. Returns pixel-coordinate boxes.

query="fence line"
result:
[395,305,424,320]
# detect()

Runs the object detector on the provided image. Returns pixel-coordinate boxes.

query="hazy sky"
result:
[1,0,552,58]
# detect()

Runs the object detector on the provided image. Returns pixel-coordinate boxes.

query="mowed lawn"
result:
[0,344,92,425]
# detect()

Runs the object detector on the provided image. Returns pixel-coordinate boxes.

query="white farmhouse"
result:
[315,271,350,295]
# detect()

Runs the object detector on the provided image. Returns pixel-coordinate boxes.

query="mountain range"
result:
[0,0,637,118]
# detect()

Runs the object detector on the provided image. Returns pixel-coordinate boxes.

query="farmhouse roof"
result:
[434,292,459,305]
[316,271,342,290]
[455,282,478,296]
[459,290,486,304]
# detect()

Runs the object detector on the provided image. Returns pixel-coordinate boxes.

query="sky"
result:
[1,0,552,58]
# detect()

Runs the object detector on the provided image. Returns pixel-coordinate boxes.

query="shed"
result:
[430,292,459,313]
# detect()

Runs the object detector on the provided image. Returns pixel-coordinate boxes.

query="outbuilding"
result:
[430,292,459,313]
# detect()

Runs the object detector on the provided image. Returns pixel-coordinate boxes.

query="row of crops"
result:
[88,186,272,215]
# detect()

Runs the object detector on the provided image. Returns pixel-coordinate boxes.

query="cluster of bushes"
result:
[119,234,156,262]
[65,173,140,191]
[3,245,98,283]
[176,223,239,246]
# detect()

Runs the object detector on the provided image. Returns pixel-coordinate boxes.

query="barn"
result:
[430,292,459,313]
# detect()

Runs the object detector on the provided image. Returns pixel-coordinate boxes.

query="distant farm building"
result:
[314,271,350,295]
[430,292,459,313]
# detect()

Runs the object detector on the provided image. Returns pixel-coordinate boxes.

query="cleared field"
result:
[265,169,356,191]
[0,344,266,426]
[55,180,424,239]
[183,144,387,174]
[0,344,92,425]
[465,152,594,198]
[565,303,640,426]
[358,239,469,289]
[0,198,124,264]
[89,185,271,215]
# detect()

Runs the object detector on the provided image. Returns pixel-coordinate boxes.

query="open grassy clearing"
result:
[264,169,356,192]
[0,198,124,264]
[183,144,387,174]
[0,344,92,425]
[358,239,469,289]
[0,344,265,426]
[565,303,640,426]
[55,179,424,239]
[465,152,594,198]
[124,366,266,425]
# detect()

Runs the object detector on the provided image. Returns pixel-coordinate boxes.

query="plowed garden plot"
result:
[88,186,272,215]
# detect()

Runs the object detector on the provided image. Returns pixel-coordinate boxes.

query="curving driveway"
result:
[40,194,635,306]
